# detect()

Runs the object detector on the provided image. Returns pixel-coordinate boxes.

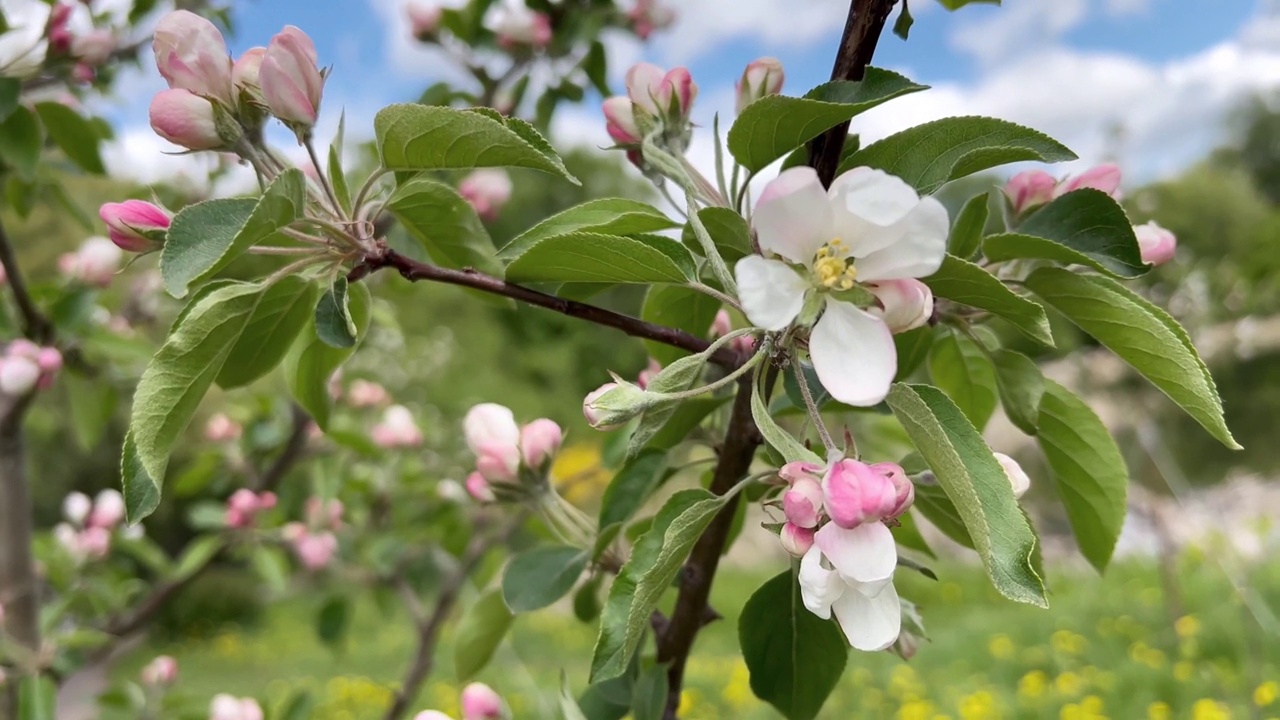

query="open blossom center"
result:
[812,238,857,290]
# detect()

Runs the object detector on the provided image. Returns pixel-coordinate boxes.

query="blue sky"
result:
[103,0,1280,188]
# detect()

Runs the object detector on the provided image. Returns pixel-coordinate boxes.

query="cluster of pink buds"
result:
[776,459,913,558]
[735,57,784,114]
[282,520,338,571]
[1004,163,1122,216]
[627,0,676,39]
[225,489,277,529]
[459,169,514,222]
[58,236,122,287]
[148,11,327,150]
[98,200,171,254]
[415,682,508,720]
[44,2,115,82]
[347,379,390,407]
[140,655,179,687]
[485,1,553,50]
[0,340,61,396]
[462,403,563,503]
[602,62,697,155]
[210,694,264,720]
[204,412,243,442]
[54,489,126,561]
[371,405,424,448]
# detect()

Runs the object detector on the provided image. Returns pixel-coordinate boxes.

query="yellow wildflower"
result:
[1175,614,1201,638]
[988,634,1015,660]
[1257,681,1280,707]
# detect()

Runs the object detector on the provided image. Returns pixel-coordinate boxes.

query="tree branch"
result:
[806,0,901,188]
[0,393,39,720]
[0,218,52,344]
[350,247,738,367]
[255,404,311,493]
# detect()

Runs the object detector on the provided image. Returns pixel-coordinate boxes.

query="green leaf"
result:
[1025,267,1238,449]
[583,41,611,96]
[501,198,678,262]
[892,510,936,558]
[728,68,928,173]
[122,432,161,523]
[278,691,316,720]
[161,169,306,298]
[949,192,989,259]
[216,276,318,388]
[127,282,269,514]
[284,282,371,429]
[923,254,1054,346]
[502,545,589,613]
[983,189,1146,278]
[680,207,754,264]
[599,450,669,528]
[387,177,504,277]
[631,664,669,720]
[739,571,847,720]
[841,116,1076,194]
[591,489,727,681]
[625,353,709,455]
[912,484,974,549]
[455,589,515,681]
[646,397,728,451]
[886,383,1046,606]
[560,673,591,720]
[315,277,359,348]
[316,594,352,648]
[639,285,720,366]
[65,372,116,451]
[171,535,223,582]
[34,102,104,174]
[504,233,694,284]
[991,349,1045,435]
[0,106,41,180]
[1037,380,1128,572]
[752,369,823,465]
[328,113,352,214]
[0,78,19,122]
[895,326,935,380]
[927,330,998,430]
[375,103,578,183]
[18,675,56,720]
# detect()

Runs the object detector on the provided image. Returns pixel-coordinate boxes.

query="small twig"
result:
[0,218,52,343]
[256,404,311,493]
[304,136,345,219]
[791,358,838,455]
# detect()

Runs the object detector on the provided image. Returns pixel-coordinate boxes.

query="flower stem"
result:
[654,350,762,403]
[791,356,839,456]
[304,136,345,220]
[685,282,742,311]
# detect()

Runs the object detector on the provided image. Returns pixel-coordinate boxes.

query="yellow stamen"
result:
[812,238,857,290]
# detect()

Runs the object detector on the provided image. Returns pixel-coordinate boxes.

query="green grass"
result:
[112,548,1280,720]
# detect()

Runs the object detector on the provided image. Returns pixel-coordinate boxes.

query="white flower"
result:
[798,521,901,651]
[734,166,949,406]
[0,0,51,78]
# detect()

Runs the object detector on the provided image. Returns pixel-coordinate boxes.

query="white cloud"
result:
[949,0,1089,66]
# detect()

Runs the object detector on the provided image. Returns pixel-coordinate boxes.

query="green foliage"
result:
[598,450,668,529]
[502,545,589,613]
[739,571,848,720]
[387,177,504,277]
[681,207,753,264]
[727,69,927,173]
[216,276,318,388]
[284,282,372,430]
[751,369,822,465]
[33,102,105,175]
[499,198,678,262]
[990,349,1044,436]
[0,106,41,181]
[984,189,1146,278]
[314,277,362,349]
[841,116,1076,194]
[948,192,990,259]
[454,589,515,681]
[504,233,695,284]
[886,383,1046,607]
[639,285,720,366]
[923,255,1054,346]
[927,329,998,430]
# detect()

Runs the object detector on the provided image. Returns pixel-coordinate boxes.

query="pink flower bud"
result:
[47,4,74,54]
[257,492,277,510]
[461,683,505,720]
[1003,170,1056,214]
[371,405,424,448]
[519,418,562,469]
[822,458,897,529]
[72,29,114,65]
[458,169,513,222]
[464,403,520,456]
[627,0,675,40]
[63,492,91,525]
[779,522,815,558]
[59,237,122,287]
[226,489,266,528]
[259,26,324,128]
[656,67,696,120]
[305,497,343,529]
[232,47,266,103]
[0,357,40,396]
[36,347,62,374]
[487,5,552,48]
[150,88,223,150]
[88,489,125,529]
[406,2,443,40]
[731,334,757,357]
[348,379,389,407]
[79,526,111,559]
[736,57,784,114]
[99,199,170,253]
[603,96,642,145]
[465,471,495,503]
[871,462,913,518]
[1133,220,1176,266]
[994,452,1030,499]
[293,530,338,570]
[152,10,234,105]
[476,446,519,484]
[141,655,178,686]
[782,476,823,529]
[582,382,620,429]
[71,62,95,84]
[204,412,242,442]
[778,461,822,485]
[7,340,38,361]
[636,358,661,390]
[709,310,732,338]
[1055,163,1122,199]
[210,695,263,720]
[866,279,933,334]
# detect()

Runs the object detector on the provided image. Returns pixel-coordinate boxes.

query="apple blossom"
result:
[710,310,733,338]
[799,521,900,651]
[63,491,92,525]
[232,47,266,103]
[994,452,1031,499]
[866,278,933,334]
[210,694,264,720]
[459,169,513,221]
[47,3,74,55]
[872,462,914,518]
[150,88,223,150]
[152,10,234,106]
[204,412,242,442]
[486,1,552,49]
[581,381,649,429]
[1003,170,1056,215]
[626,62,696,123]
[371,405,424,448]
[627,0,675,40]
[779,522,815,557]
[406,2,443,40]
[0,356,40,396]
[305,497,344,530]
[59,236,122,286]
[99,199,171,253]
[225,489,276,528]
[519,418,562,469]
[0,0,50,78]
[778,460,822,485]
[602,96,642,145]
[823,458,898,528]
[783,476,824,529]
[461,682,506,720]
[1134,220,1176,266]
[88,488,126,529]
[78,525,111,558]
[141,655,178,686]
[259,26,325,129]
[464,403,521,481]
[1055,162,1121,199]
[734,165,948,406]
[736,57,784,114]
[465,471,496,503]
[348,379,389,407]
[292,530,338,570]
[71,29,114,65]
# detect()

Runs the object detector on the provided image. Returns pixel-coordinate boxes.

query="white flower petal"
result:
[830,168,921,258]
[855,196,950,281]
[832,578,902,651]
[798,545,844,620]
[752,167,833,264]
[814,521,897,585]
[734,256,808,331]
[809,301,897,406]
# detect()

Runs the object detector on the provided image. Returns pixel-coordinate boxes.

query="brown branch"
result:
[806,0,901,187]
[0,218,53,344]
[255,404,311,493]
[382,516,523,720]
[350,247,737,367]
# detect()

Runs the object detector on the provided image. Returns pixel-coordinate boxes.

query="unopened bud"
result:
[1004,170,1056,215]
[99,199,171,253]
[636,358,661,390]
[149,88,223,150]
[582,382,634,429]
[232,47,267,105]
[779,522,815,558]
[1055,163,1122,199]
[866,279,932,334]
[823,458,897,529]
[782,477,823,529]
[260,26,325,129]
[406,2,443,40]
[871,462,913,518]
[487,4,552,49]
[994,452,1031,499]
[140,655,178,686]
[1133,220,1176,266]
[72,29,115,65]
[152,10,234,106]
[602,96,642,145]
[465,472,495,503]
[519,418,562,470]
[461,682,506,720]
[709,310,732,338]
[735,57,784,114]
[371,405,424,448]
[458,169,513,222]
[0,357,40,396]
[88,489,126,529]
[656,67,696,122]
[63,491,92,525]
